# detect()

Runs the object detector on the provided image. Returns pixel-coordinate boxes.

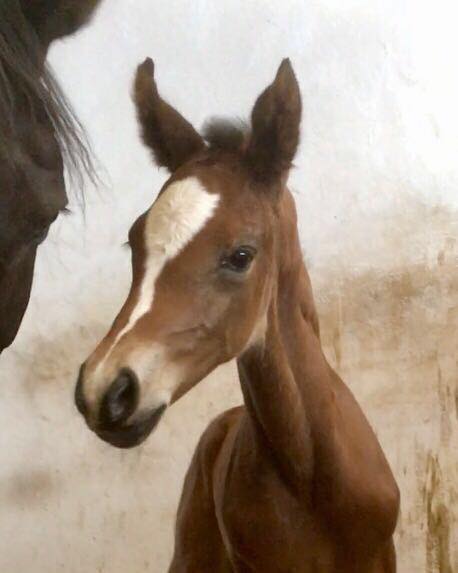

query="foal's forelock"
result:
[92,176,220,379]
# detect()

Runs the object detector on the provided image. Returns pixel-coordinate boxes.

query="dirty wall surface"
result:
[0,1,457,571]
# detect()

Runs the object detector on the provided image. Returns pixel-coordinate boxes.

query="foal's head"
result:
[76,57,302,448]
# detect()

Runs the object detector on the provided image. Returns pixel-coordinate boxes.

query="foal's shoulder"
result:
[193,406,244,466]
[200,406,244,450]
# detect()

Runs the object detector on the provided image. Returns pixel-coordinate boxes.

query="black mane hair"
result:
[0,0,96,187]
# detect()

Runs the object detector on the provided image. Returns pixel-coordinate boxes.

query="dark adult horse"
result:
[0,0,102,353]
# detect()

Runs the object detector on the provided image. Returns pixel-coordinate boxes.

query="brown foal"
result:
[75,58,400,572]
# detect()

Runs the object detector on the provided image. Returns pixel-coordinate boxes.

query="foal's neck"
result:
[237,190,334,492]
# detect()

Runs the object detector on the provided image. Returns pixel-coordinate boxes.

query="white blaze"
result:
[109,176,219,352]
[86,176,219,409]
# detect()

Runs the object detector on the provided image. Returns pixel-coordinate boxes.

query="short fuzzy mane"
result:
[202,117,249,154]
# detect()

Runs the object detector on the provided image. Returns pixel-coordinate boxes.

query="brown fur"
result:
[78,58,400,572]
[245,59,302,186]
[134,58,206,172]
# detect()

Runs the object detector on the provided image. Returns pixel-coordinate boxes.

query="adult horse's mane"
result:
[0,0,95,186]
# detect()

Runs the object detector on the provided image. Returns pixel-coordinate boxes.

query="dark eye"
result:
[221,246,256,273]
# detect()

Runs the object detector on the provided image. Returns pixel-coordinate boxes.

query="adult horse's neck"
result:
[237,189,333,494]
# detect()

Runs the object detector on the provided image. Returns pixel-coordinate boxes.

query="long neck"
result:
[237,190,334,493]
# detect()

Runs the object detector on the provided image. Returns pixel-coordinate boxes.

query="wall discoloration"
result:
[315,233,458,573]
[0,207,455,572]
[0,0,457,568]
[1,470,58,509]
[423,453,453,573]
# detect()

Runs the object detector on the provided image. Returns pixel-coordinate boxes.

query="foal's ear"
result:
[245,59,302,185]
[134,58,206,172]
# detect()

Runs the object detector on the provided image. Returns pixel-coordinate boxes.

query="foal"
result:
[76,58,399,572]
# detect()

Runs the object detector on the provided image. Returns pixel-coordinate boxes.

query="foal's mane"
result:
[0,0,96,187]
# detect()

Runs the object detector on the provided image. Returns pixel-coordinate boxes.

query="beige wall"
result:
[315,213,457,573]
[0,1,457,571]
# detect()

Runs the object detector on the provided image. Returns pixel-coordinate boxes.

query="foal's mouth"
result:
[95,405,167,449]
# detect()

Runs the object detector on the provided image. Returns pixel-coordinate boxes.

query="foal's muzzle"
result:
[75,364,167,449]
[100,368,140,428]
[96,405,167,449]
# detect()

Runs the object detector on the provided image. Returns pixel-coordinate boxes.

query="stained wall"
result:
[0,1,456,571]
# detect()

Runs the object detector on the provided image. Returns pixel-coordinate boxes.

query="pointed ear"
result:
[245,59,302,185]
[134,58,206,172]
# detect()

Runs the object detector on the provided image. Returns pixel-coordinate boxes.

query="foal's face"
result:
[76,57,301,448]
[78,165,276,447]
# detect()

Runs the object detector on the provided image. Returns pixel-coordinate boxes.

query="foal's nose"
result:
[100,368,140,428]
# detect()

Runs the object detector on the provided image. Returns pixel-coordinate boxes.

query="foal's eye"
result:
[221,246,256,273]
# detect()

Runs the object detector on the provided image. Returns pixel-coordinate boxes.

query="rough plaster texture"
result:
[0,1,456,571]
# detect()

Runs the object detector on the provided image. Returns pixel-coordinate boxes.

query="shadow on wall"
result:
[0,470,59,509]
[5,201,458,572]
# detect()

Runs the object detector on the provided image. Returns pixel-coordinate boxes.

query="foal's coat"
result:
[76,58,399,572]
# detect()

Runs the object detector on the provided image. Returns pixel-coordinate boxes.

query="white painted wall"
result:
[0,1,456,571]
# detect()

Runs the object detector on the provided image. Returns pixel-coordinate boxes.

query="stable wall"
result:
[0,1,456,571]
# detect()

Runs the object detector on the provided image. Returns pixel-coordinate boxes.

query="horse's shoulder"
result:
[195,406,244,464]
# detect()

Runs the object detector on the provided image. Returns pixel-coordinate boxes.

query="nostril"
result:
[75,364,88,417]
[100,368,139,428]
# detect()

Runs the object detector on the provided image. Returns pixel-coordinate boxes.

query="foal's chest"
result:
[213,429,335,572]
